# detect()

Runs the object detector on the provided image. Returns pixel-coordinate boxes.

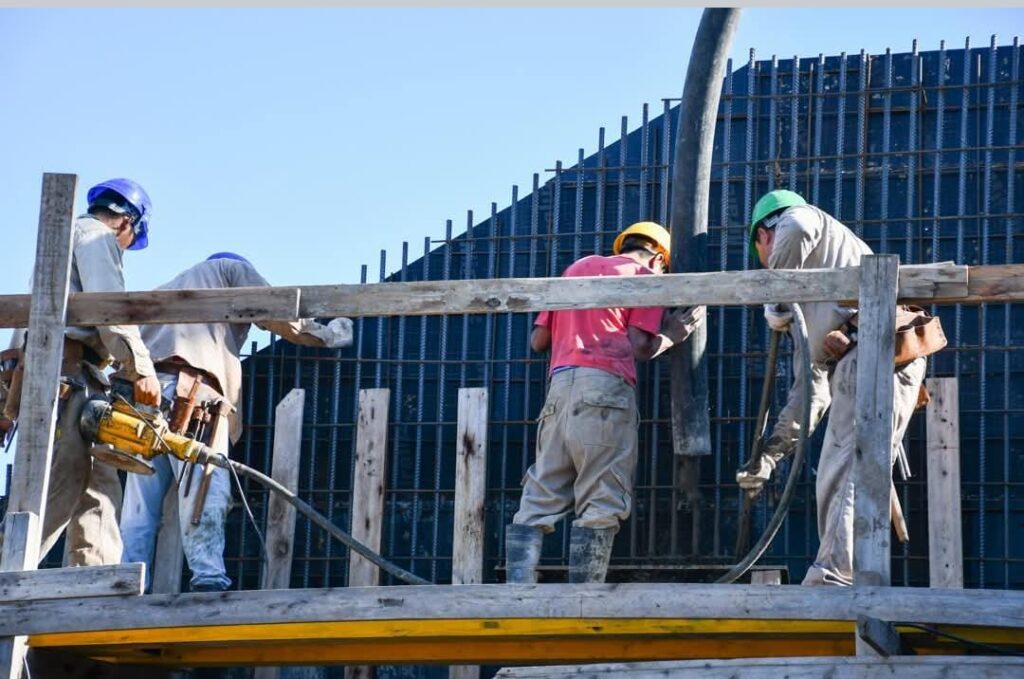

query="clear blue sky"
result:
[0,8,1019,301]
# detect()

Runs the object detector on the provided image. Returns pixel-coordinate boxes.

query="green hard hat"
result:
[749,189,807,248]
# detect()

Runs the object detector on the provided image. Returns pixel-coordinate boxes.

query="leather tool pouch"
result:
[1,348,25,424]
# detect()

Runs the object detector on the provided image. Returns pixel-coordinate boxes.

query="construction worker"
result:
[505,222,706,584]
[1,178,159,567]
[116,253,353,592]
[736,190,927,586]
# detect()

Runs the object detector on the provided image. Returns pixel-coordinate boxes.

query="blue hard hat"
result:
[207,252,251,265]
[87,178,152,251]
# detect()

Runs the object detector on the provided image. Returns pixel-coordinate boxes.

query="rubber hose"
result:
[202,454,432,586]
[715,303,812,584]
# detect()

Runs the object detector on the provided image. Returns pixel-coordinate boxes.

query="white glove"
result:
[736,456,777,492]
[315,317,354,349]
[763,304,792,333]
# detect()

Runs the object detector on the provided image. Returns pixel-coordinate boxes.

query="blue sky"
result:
[0,8,1019,304]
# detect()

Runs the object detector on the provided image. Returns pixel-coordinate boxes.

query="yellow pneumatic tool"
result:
[79,396,219,475]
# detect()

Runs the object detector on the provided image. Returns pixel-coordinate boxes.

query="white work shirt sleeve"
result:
[74,227,155,379]
[224,260,332,348]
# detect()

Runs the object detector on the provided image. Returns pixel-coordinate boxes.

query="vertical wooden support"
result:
[450,388,488,679]
[345,389,389,679]
[853,255,898,656]
[0,173,76,679]
[254,389,306,679]
[926,377,963,588]
[261,388,305,591]
[348,389,390,587]
[150,491,184,594]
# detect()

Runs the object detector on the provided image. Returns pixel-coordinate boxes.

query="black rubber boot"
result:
[568,526,617,583]
[504,524,544,584]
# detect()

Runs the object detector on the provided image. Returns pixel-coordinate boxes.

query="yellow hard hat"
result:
[612,221,671,268]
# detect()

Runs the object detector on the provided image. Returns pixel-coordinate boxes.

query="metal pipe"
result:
[668,8,741,556]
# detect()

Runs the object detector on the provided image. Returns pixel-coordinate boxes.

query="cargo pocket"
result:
[577,390,631,446]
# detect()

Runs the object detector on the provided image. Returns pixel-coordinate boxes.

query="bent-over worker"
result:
[736,190,928,586]
[116,253,353,592]
[505,222,706,584]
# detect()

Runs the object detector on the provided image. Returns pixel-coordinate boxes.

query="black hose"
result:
[201,453,432,586]
[716,303,812,584]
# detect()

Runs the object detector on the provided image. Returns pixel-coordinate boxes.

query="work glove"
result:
[663,305,707,344]
[763,304,792,333]
[735,435,789,492]
[320,317,354,349]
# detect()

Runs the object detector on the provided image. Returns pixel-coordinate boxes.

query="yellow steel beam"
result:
[27,617,1024,668]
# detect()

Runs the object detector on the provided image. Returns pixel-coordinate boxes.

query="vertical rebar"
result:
[240,339,258,586]
[768,55,779,191]
[813,54,825,205]
[789,56,800,190]
[881,48,893,252]
[386,243,409,576]
[552,163,562,277]
[574,151,584,262]
[640,103,650,219]
[596,128,607,253]
[430,220,453,583]
[410,238,430,577]
[617,116,628,233]
[302,351,319,586]
[498,187,518,562]
[855,49,869,237]
[1003,36,1019,588]
[660,100,672,232]
[906,40,920,263]
[835,52,848,218]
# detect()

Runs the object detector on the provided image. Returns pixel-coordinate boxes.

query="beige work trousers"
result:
[39,365,123,566]
[802,347,926,586]
[513,367,639,532]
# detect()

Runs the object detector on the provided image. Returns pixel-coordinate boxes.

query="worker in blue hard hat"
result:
[738,190,928,587]
[115,253,353,592]
[1,178,159,567]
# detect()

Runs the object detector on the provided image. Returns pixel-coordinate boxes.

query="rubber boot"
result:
[505,524,544,584]
[568,526,617,583]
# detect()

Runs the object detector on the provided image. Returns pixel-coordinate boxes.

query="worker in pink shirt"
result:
[505,222,706,584]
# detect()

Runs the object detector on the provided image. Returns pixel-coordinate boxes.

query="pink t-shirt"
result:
[535,255,664,386]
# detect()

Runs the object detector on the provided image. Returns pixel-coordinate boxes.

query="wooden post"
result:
[150,490,184,594]
[0,173,76,679]
[260,388,305,591]
[345,389,389,679]
[254,389,306,679]
[925,377,963,588]
[853,255,898,655]
[450,388,488,679]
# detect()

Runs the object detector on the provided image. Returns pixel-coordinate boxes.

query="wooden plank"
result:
[0,262,985,328]
[0,564,143,602]
[450,388,488,679]
[0,173,77,679]
[495,657,1024,679]
[347,389,389,587]
[452,388,488,587]
[150,489,183,594]
[926,378,963,589]
[346,389,389,679]
[0,287,300,328]
[254,389,305,679]
[260,389,305,592]
[5,583,1024,638]
[853,255,899,593]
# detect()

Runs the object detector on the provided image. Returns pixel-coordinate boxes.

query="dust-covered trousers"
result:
[513,367,639,532]
[802,346,927,586]
[119,371,232,591]
[37,363,123,566]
